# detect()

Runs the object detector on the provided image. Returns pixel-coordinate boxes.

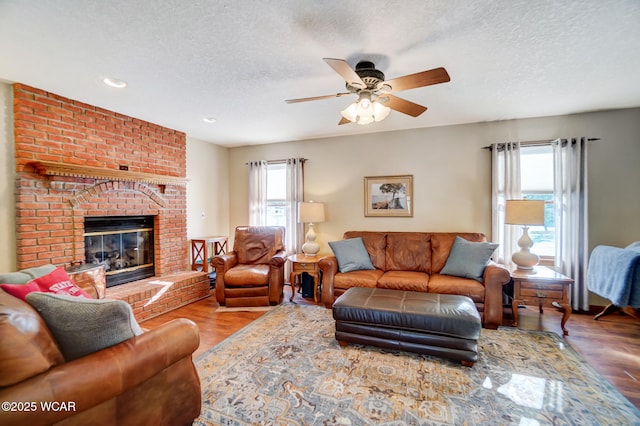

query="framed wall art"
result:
[364,175,413,217]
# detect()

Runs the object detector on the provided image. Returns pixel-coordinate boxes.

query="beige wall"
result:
[227,108,640,259]
[185,137,230,263]
[186,137,230,239]
[0,83,16,272]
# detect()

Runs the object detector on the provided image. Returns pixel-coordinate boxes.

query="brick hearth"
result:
[107,272,210,322]
[12,83,209,316]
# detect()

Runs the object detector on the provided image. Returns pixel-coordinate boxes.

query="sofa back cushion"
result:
[0,264,57,284]
[0,289,64,386]
[431,233,487,273]
[343,231,387,270]
[234,226,285,265]
[385,232,432,273]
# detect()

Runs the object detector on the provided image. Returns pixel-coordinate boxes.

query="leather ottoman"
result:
[332,287,481,366]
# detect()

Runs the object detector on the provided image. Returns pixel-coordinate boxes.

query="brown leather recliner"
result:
[211,226,287,307]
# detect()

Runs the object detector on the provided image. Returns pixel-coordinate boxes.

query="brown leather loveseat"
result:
[0,264,201,426]
[319,231,511,329]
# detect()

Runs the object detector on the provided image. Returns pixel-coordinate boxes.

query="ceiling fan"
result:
[285,58,450,125]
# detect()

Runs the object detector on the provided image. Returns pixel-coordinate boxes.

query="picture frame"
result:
[364,175,413,217]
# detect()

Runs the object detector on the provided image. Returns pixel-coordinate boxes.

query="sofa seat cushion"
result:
[428,274,486,304]
[377,271,429,292]
[224,264,270,286]
[334,269,383,291]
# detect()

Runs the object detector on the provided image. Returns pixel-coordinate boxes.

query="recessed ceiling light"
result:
[103,77,127,88]
[203,117,217,123]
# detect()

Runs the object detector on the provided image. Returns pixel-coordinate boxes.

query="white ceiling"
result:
[1,0,639,147]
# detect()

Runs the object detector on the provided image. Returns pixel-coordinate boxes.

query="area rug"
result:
[214,306,274,313]
[194,303,640,425]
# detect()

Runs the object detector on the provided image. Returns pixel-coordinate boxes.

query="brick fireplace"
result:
[12,84,209,320]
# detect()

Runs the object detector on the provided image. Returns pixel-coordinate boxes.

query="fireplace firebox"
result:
[84,216,155,287]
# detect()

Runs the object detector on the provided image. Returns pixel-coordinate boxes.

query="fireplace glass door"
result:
[84,216,155,287]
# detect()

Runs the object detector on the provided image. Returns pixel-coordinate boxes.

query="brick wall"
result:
[13,84,188,275]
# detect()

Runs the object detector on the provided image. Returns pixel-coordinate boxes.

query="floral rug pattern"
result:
[194,303,640,425]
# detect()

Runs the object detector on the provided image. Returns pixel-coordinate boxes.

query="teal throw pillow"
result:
[25,292,144,361]
[328,237,375,273]
[440,236,498,282]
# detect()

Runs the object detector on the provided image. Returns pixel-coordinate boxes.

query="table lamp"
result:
[298,201,325,256]
[505,199,545,271]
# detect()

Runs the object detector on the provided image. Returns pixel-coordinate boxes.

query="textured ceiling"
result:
[1,0,639,147]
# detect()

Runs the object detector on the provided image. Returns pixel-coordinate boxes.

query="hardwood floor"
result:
[141,286,640,409]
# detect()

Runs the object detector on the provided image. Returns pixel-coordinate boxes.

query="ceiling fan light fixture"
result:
[340,102,358,122]
[341,97,391,125]
[372,101,391,121]
[357,115,375,125]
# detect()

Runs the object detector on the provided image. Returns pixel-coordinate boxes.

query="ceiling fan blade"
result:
[381,94,428,117]
[338,117,351,125]
[285,92,351,103]
[323,58,366,88]
[384,67,450,93]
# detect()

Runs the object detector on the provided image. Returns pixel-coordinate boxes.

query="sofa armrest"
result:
[482,262,512,329]
[211,252,238,271]
[270,250,287,268]
[212,252,238,305]
[319,256,338,308]
[0,318,200,426]
[269,250,287,304]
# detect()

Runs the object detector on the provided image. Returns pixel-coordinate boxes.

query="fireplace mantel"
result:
[30,161,189,186]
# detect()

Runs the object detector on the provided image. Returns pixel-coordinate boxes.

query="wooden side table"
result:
[288,254,321,303]
[191,236,228,273]
[511,266,574,335]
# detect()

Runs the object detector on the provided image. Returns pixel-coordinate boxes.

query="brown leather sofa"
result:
[0,264,201,426]
[319,231,511,329]
[212,226,287,307]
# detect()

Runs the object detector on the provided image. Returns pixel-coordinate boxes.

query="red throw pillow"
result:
[0,280,40,300]
[0,267,91,300]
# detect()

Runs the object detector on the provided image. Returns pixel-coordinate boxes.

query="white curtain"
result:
[491,142,522,268]
[553,137,589,311]
[248,158,304,281]
[248,160,267,226]
[284,158,305,255]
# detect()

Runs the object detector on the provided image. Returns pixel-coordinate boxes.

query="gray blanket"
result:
[587,243,640,307]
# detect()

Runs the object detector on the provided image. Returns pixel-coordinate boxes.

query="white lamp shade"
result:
[372,101,391,121]
[298,202,325,224]
[505,200,545,225]
[340,102,358,122]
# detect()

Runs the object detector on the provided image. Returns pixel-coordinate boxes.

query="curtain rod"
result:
[482,138,600,150]
[245,158,308,165]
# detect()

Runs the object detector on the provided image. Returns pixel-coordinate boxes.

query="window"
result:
[520,145,555,258]
[266,163,287,226]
